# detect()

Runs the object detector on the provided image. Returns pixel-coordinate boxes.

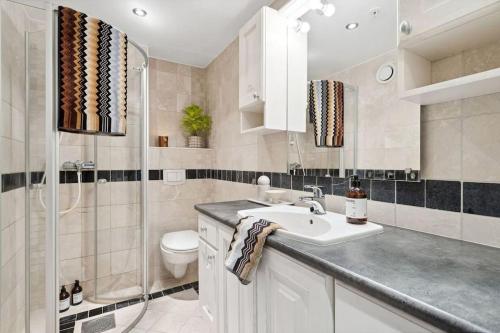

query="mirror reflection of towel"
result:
[308,80,344,147]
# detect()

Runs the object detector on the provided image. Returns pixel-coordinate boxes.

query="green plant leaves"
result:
[181,104,212,136]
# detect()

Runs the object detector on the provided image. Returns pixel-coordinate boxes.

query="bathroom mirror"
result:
[287,84,357,176]
[287,0,421,175]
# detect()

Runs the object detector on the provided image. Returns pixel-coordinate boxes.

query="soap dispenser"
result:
[345,175,367,224]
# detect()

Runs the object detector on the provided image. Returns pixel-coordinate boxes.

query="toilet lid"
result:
[161,230,199,251]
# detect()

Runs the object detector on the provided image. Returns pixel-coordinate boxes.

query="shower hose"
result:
[37,133,82,215]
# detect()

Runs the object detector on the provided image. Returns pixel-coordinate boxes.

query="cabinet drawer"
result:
[198,215,218,248]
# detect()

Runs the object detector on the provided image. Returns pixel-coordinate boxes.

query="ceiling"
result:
[56,0,272,67]
[305,0,397,78]
[56,0,396,74]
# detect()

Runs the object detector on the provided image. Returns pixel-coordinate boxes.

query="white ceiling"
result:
[56,0,396,74]
[305,0,397,79]
[56,0,272,67]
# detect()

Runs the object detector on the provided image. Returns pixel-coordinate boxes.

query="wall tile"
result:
[371,180,395,203]
[462,113,500,182]
[463,182,500,218]
[462,214,500,248]
[421,118,461,180]
[395,205,461,239]
[396,181,425,207]
[426,180,461,212]
[367,200,395,226]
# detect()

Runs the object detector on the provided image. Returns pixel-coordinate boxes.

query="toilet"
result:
[160,230,199,279]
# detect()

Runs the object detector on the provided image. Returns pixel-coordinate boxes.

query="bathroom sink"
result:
[237,206,383,246]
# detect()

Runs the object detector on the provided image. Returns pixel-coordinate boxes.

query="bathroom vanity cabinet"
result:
[198,213,441,333]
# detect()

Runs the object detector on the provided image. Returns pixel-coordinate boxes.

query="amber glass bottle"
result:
[345,176,368,224]
[59,286,70,313]
[71,280,83,306]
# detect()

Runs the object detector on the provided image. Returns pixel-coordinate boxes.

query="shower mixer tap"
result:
[61,160,96,172]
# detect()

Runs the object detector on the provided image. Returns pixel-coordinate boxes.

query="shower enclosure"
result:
[0,1,149,332]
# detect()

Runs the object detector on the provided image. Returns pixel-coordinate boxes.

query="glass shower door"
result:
[92,42,145,304]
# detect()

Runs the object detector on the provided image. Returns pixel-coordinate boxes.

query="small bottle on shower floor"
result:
[59,286,70,313]
[71,280,83,306]
[346,175,368,224]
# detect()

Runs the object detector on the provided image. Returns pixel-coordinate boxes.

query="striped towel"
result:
[225,216,281,285]
[308,80,344,147]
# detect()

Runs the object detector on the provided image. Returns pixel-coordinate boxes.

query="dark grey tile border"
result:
[59,281,199,331]
[463,182,500,218]
[426,180,461,212]
[371,180,395,203]
[1,172,26,192]
[396,181,425,207]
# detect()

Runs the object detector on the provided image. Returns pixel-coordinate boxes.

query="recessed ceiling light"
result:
[132,8,147,17]
[345,22,359,30]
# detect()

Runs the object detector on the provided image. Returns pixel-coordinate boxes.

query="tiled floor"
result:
[71,289,208,333]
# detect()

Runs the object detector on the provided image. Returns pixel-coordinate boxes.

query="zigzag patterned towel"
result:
[225,216,281,285]
[58,6,128,136]
[308,80,344,147]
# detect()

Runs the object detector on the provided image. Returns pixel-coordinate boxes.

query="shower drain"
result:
[81,314,116,333]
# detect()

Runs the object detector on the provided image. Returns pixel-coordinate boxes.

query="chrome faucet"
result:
[299,185,327,215]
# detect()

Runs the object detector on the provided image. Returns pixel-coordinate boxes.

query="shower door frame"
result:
[44,6,150,332]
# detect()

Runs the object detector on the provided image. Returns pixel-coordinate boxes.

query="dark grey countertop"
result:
[195,200,500,333]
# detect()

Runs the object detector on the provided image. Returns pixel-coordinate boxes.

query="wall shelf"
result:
[400,67,500,105]
[398,3,500,106]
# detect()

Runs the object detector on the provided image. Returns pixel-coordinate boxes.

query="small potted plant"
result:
[181,104,212,148]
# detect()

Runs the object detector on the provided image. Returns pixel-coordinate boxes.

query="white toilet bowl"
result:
[160,230,199,279]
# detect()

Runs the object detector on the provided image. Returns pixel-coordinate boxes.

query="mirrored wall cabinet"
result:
[239,6,307,134]
[398,0,500,105]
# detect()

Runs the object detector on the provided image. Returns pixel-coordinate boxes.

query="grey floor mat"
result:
[81,314,116,333]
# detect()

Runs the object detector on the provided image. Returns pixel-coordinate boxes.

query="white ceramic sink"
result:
[238,205,383,246]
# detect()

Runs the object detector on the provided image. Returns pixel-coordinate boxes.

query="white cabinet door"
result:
[219,226,256,333]
[257,249,333,333]
[335,281,440,333]
[239,10,263,109]
[398,0,499,42]
[199,239,218,333]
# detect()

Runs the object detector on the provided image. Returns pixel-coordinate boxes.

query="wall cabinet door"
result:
[335,281,441,333]
[398,0,499,42]
[199,239,218,333]
[219,226,256,333]
[256,249,333,333]
[239,10,263,109]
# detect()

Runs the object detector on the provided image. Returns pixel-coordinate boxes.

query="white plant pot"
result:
[188,136,204,148]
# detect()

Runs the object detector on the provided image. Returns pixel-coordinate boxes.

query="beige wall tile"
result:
[367,200,396,226]
[421,118,462,180]
[431,53,463,83]
[462,113,500,182]
[462,214,500,248]
[395,205,461,239]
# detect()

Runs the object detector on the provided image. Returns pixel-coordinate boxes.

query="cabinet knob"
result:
[200,226,207,232]
[399,20,412,35]
[253,92,259,100]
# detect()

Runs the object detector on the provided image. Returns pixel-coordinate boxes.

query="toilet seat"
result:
[161,230,199,252]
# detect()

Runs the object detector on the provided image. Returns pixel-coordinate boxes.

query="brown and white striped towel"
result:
[58,6,128,136]
[308,80,344,147]
[225,216,281,285]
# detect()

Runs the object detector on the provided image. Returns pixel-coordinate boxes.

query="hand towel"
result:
[308,80,344,147]
[225,216,281,285]
[58,6,128,136]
